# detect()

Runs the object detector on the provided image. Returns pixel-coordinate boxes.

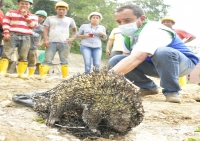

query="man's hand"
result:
[67,38,75,44]
[106,49,110,56]
[3,34,11,41]
[20,9,28,16]
[43,40,50,48]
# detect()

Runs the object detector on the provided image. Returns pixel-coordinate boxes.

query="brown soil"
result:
[0,53,200,141]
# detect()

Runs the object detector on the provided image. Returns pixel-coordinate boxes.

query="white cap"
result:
[87,12,103,20]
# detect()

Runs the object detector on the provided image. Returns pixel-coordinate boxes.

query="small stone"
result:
[7,122,16,127]
[46,135,69,141]
[0,100,12,107]
[0,135,6,141]
[109,134,114,139]
[0,110,6,116]
[193,96,200,102]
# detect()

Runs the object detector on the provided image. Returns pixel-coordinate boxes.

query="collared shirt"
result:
[77,23,106,48]
[2,9,38,35]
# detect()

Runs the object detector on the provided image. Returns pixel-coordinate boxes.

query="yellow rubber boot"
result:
[28,67,35,77]
[0,59,9,76]
[61,65,68,78]
[39,65,50,78]
[17,62,28,78]
[178,76,187,87]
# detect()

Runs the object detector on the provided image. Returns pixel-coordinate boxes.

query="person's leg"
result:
[28,49,37,77]
[1,32,18,60]
[43,42,57,66]
[110,51,123,58]
[39,43,57,78]
[152,47,195,95]
[109,54,159,91]
[58,43,70,78]
[125,61,159,90]
[18,35,31,61]
[92,47,102,71]
[108,54,128,67]
[28,49,37,67]
[0,33,18,75]
[16,35,31,77]
[0,45,2,57]
[80,45,92,74]
[57,43,69,65]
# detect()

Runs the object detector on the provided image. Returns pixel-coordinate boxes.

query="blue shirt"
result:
[30,24,43,50]
[77,23,106,48]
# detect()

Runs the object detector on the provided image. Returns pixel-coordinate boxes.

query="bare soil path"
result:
[0,53,200,141]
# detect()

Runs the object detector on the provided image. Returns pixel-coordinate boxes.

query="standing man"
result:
[161,17,196,43]
[0,0,38,77]
[108,4,199,103]
[27,10,47,78]
[106,27,124,58]
[41,1,77,78]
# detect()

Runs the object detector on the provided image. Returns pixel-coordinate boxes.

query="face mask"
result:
[119,20,138,37]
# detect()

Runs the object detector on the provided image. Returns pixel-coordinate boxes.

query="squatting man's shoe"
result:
[165,94,181,103]
[139,89,159,96]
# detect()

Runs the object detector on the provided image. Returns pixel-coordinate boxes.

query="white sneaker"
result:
[165,94,181,103]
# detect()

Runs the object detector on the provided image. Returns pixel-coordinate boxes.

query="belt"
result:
[11,32,30,36]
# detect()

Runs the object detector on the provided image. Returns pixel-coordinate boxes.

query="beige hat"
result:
[54,1,69,10]
[161,17,175,24]
[87,12,102,20]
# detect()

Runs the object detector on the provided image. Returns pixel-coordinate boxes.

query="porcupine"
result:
[32,67,144,136]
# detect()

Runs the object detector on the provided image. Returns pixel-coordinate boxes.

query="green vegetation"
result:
[194,127,200,132]
[188,138,200,141]
[33,117,45,124]
[1,0,170,60]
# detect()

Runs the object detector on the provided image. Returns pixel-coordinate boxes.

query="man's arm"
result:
[68,27,77,44]
[174,29,196,43]
[24,14,38,29]
[2,11,11,41]
[184,35,196,43]
[106,39,114,56]
[43,26,50,47]
[112,51,149,74]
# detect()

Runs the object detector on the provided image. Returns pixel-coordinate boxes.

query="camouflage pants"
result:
[28,49,37,67]
[2,32,30,61]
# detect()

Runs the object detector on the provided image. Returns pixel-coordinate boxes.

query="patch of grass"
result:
[38,45,46,50]
[195,127,200,132]
[4,80,11,84]
[188,138,200,141]
[33,117,45,124]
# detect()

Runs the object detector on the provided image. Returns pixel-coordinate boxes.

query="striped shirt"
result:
[2,9,38,35]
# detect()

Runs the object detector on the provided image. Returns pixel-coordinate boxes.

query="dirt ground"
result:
[0,53,200,141]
